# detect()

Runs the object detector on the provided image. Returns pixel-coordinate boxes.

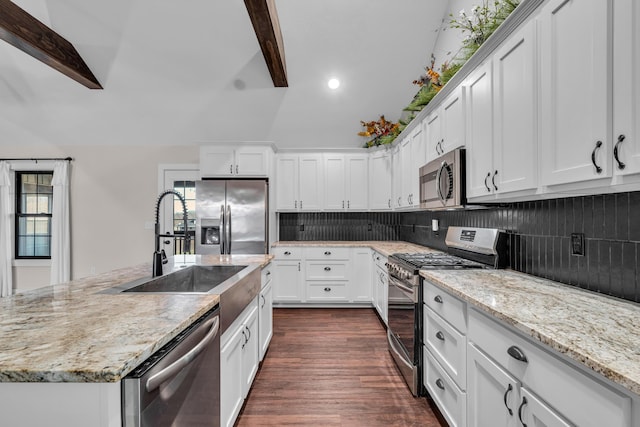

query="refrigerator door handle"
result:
[226,205,232,254]
[219,204,226,254]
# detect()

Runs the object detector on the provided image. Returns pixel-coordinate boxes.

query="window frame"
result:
[14,170,54,260]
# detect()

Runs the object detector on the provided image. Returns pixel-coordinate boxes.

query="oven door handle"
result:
[389,276,417,301]
[145,316,220,392]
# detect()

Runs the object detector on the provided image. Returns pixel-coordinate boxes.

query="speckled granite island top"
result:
[421,269,640,396]
[0,254,272,383]
[273,240,438,257]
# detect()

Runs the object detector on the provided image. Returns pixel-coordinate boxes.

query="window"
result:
[173,180,196,254]
[15,172,53,259]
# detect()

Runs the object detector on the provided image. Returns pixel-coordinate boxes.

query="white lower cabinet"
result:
[468,308,634,427]
[272,247,304,302]
[372,251,388,324]
[220,297,259,427]
[424,347,467,427]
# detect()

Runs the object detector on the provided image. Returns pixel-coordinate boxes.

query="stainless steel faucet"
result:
[153,190,191,277]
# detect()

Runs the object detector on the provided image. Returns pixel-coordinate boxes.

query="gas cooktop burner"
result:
[393,252,487,270]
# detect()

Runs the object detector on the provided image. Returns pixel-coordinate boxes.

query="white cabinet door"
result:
[409,124,426,206]
[467,343,521,427]
[441,85,465,155]
[392,144,403,209]
[493,20,537,194]
[519,388,573,427]
[351,248,372,302]
[465,61,495,199]
[258,281,273,362]
[235,147,268,176]
[272,261,303,302]
[220,325,245,427]
[400,136,413,208]
[200,146,235,177]
[298,154,323,211]
[324,154,346,210]
[376,267,388,324]
[346,154,368,210]
[426,110,442,162]
[369,150,393,210]
[275,155,299,211]
[241,304,259,399]
[539,0,611,185]
[613,0,640,176]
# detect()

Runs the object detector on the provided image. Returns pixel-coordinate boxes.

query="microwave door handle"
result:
[435,162,446,204]
[228,205,232,254]
[145,316,220,392]
[219,205,225,254]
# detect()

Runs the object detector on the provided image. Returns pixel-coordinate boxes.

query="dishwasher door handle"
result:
[146,316,220,392]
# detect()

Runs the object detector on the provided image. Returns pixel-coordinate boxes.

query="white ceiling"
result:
[1,0,449,149]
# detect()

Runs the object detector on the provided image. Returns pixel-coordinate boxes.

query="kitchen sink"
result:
[122,265,247,293]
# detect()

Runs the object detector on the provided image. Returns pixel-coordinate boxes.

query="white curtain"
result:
[0,161,12,297]
[50,161,70,285]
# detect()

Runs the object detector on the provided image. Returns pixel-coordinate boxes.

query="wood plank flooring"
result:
[236,308,445,427]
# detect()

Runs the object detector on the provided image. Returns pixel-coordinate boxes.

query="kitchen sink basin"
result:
[122,265,247,293]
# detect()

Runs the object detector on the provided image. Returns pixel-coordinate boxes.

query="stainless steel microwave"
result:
[419,148,466,210]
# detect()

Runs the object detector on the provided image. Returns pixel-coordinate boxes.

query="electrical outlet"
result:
[368,223,372,231]
[571,233,585,256]
[299,224,304,231]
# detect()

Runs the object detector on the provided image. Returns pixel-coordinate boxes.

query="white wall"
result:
[4,145,199,292]
[432,0,478,71]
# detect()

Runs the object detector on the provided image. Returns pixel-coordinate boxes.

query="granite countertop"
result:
[421,269,640,397]
[0,254,273,383]
[273,240,440,257]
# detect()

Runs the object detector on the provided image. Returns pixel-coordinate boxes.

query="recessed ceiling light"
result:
[327,78,340,90]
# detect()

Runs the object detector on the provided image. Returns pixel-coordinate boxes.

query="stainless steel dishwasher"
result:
[122,305,220,426]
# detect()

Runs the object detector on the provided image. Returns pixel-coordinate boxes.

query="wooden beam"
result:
[244,0,288,87]
[0,0,102,89]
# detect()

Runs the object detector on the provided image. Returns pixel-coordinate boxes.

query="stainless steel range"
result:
[386,226,507,396]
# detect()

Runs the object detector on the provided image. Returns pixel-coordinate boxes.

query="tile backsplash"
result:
[279,191,640,303]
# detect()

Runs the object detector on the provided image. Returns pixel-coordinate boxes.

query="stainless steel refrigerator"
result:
[195,179,268,255]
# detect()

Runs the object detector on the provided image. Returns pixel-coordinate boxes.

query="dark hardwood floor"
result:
[236,308,445,426]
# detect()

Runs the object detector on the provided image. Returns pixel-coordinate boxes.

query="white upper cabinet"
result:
[275,154,323,211]
[441,85,466,155]
[425,109,442,163]
[392,143,403,209]
[200,145,271,177]
[539,0,611,186]
[467,20,538,200]
[369,149,393,210]
[323,153,368,210]
[613,0,640,176]
[465,61,495,199]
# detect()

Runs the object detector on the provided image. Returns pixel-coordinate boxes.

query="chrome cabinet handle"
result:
[324,251,332,255]
[398,197,401,206]
[324,266,331,271]
[503,383,514,415]
[591,140,603,174]
[614,134,626,170]
[284,251,291,255]
[435,378,445,390]
[435,331,445,341]
[324,287,331,292]
[298,262,300,271]
[518,396,528,427]
[245,325,251,342]
[266,271,271,276]
[507,345,528,363]
[295,200,297,209]
[484,172,491,192]
[492,170,498,191]
[347,200,350,209]
[261,294,266,308]
[145,317,219,392]
[342,200,345,209]
[230,164,233,173]
[236,165,239,174]
[388,199,391,208]
[434,295,443,303]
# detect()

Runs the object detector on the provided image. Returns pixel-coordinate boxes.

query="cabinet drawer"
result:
[305,247,350,260]
[372,251,387,270]
[306,283,348,301]
[424,306,467,390]
[375,265,387,285]
[468,309,632,427]
[261,264,272,289]
[424,348,467,427]
[423,280,467,333]
[305,261,348,280]
[273,247,302,259]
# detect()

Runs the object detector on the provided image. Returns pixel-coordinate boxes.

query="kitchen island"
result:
[0,254,272,426]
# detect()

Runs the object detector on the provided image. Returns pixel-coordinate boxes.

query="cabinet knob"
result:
[324,266,331,271]
[324,287,331,292]
[324,251,332,255]
[284,251,291,255]
[435,378,445,390]
[435,331,445,341]
[507,345,528,363]
[434,295,443,304]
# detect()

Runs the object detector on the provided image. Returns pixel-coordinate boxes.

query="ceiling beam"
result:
[0,0,102,89]
[244,0,288,87]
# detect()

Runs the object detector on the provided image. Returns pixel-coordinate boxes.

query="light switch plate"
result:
[571,233,585,256]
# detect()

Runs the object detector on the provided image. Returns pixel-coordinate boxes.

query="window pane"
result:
[18,236,34,257]
[22,194,38,214]
[38,195,52,214]
[34,217,51,235]
[34,236,50,256]
[184,185,196,200]
[20,174,37,193]
[38,174,53,193]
